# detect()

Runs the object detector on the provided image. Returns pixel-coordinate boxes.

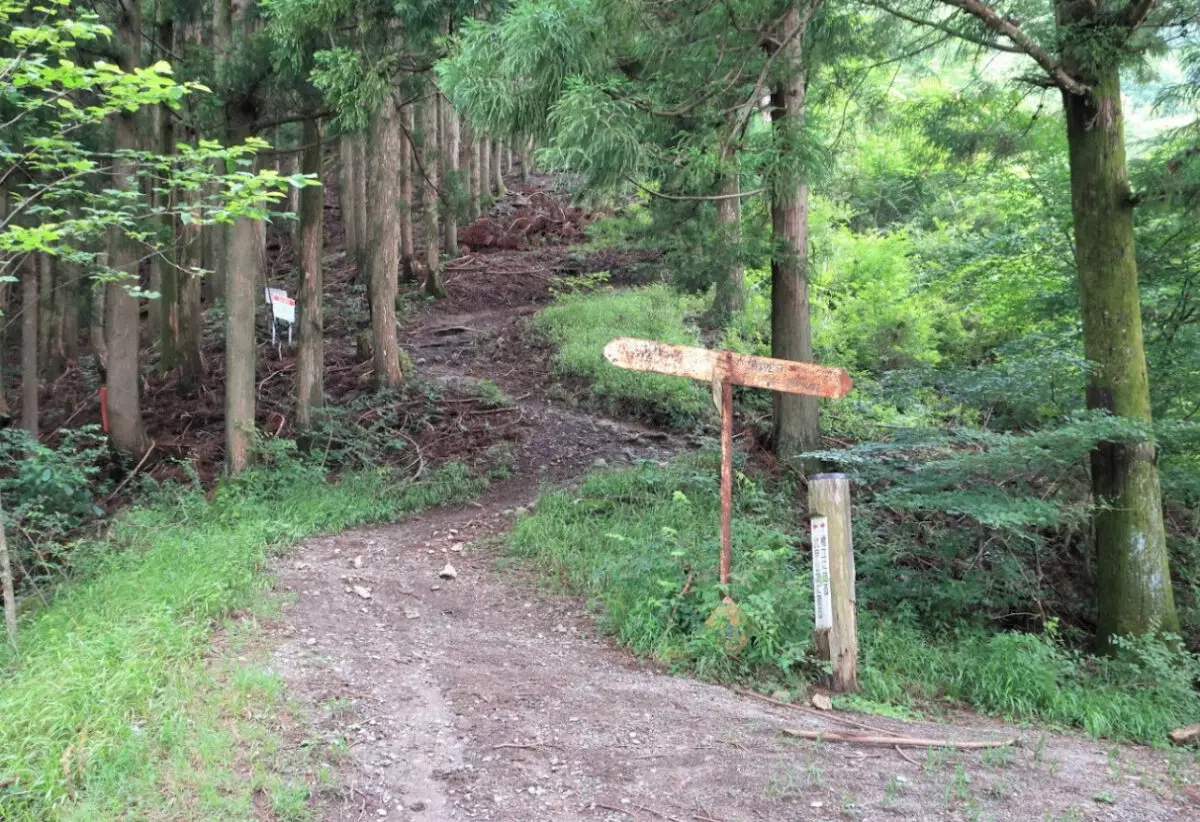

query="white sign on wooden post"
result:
[810,516,833,631]
[264,287,296,344]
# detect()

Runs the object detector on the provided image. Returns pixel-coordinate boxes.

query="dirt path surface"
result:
[264,187,1197,822]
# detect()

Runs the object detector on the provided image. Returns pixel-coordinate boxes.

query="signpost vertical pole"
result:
[809,473,857,692]
[718,375,734,586]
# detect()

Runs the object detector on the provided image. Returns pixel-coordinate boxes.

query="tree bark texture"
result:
[491,137,504,196]
[420,94,447,298]
[106,0,151,458]
[296,117,325,424]
[351,136,368,277]
[769,7,820,463]
[366,100,405,390]
[711,164,745,323]
[441,95,460,256]
[178,197,206,396]
[400,103,416,280]
[20,256,37,436]
[0,490,15,650]
[468,130,482,222]
[1061,61,1179,644]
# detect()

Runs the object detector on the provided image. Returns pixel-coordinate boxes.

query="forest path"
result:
[263,198,1194,822]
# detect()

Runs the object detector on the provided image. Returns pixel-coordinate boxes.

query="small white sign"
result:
[811,516,833,631]
[264,287,295,344]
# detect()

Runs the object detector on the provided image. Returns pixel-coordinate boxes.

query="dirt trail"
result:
[265,191,1197,822]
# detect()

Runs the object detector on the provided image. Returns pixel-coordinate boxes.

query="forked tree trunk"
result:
[20,255,36,436]
[106,0,151,458]
[421,94,447,299]
[441,96,460,256]
[366,99,405,389]
[400,103,416,281]
[296,117,326,422]
[1061,64,1179,645]
[769,6,820,464]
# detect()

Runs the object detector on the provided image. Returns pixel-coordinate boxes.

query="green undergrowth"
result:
[0,453,485,820]
[533,284,712,428]
[510,455,1200,744]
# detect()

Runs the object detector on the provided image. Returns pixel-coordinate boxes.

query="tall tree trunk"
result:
[296,117,325,423]
[468,129,481,222]
[491,137,504,196]
[178,198,206,396]
[400,103,416,280]
[0,489,15,651]
[351,136,367,277]
[441,95,460,256]
[340,136,359,266]
[520,135,532,183]
[421,94,447,298]
[89,265,108,377]
[106,0,151,458]
[366,100,405,389]
[154,4,179,375]
[37,254,60,380]
[60,261,78,363]
[769,6,819,464]
[710,157,745,324]
[20,256,37,436]
[481,134,492,199]
[1061,63,1179,644]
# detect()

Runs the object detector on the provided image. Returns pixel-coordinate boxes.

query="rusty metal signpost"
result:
[604,337,859,690]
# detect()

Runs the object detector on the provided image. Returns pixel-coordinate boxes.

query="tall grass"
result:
[511,456,1200,743]
[0,460,484,819]
[533,284,711,427]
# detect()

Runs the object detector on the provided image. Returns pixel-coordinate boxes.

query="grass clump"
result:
[533,284,710,428]
[0,453,484,820]
[511,455,1200,743]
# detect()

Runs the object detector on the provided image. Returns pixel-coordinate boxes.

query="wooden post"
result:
[718,369,733,586]
[809,473,857,692]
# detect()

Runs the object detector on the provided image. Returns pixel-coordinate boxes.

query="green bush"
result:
[533,284,711,427]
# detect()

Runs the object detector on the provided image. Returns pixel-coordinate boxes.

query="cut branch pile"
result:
[459,190,591,251]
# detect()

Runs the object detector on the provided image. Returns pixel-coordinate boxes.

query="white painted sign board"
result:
[264,287,295,344]
[811,516,833,631]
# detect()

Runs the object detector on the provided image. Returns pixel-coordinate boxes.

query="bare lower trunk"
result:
[421,94,447,299]
[178,208,205,396]
[769,7,819,465]
[60,261,78,362]
[20,256,37,436]
[441,96,460,256]
[340,135,359,266]
[520,135,531,183]
[400,103,416,281]
[38,254,63,380]
[710,166,745,324]
[352,136,368,277]
[481,134,492,199]
[1061,60,1179,644]
[297,117,325,423]
[468,132,482,222]
[367,100,405,389]
[0,490,15,650]
[491,138,504,196]
[89,268,107,376]
[155,99,179,374]
[224,211,262,474]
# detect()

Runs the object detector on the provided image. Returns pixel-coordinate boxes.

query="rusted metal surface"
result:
[603,337,853,399]
[718,367,734,586]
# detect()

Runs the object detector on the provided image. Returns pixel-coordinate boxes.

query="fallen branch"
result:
[894,745,921,766]
[734,687,903,738]
[781,729,1019,749]
[106,441,156,501]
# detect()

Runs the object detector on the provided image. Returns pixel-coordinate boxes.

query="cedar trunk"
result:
[20,256,36,436]
[711,166,745,322]
[352,137,368,277]
[421,95,447,298]
[106,0,151,458]
[491,137,504,195]
[400,103,416,280]
[1062,69,1179,644]
[340,136,358,262]
[441,96,460,256]
[481,134,492,199]
[178,199,206,396]
[0,489,14,649]
[366,100,405,389]
[155,100,180,375]
[769,7,820,463]
[296,118,325,424]
[468,131,482,221]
